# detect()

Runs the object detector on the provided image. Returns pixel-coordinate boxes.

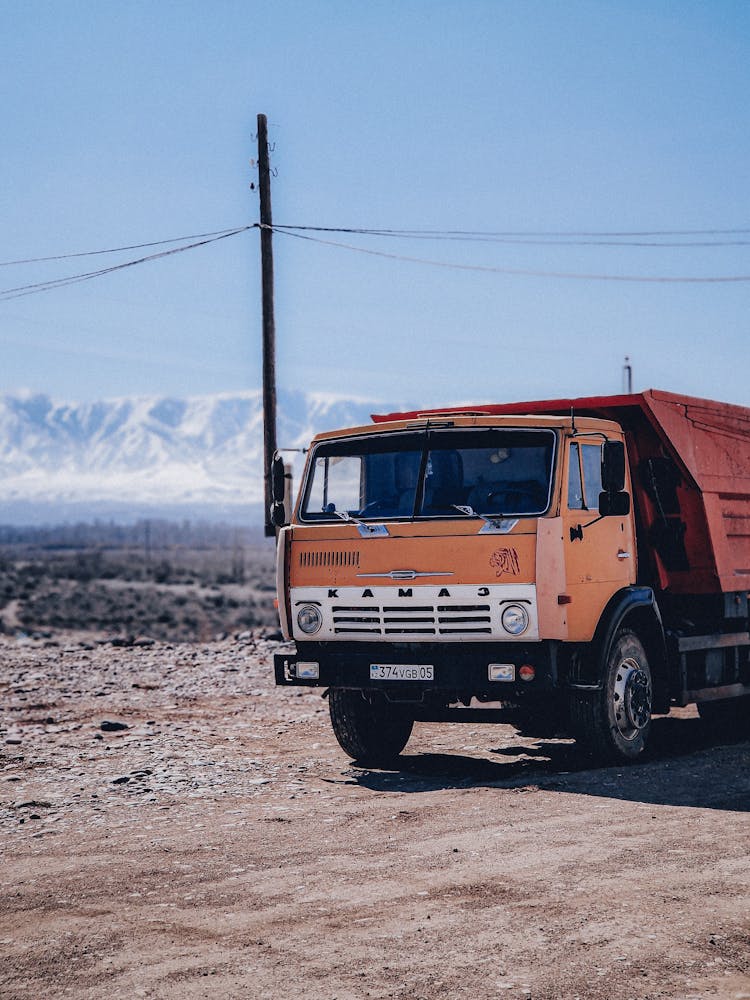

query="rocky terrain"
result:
[1,630,749,1000]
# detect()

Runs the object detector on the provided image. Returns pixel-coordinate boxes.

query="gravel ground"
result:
[1,632,749,1000]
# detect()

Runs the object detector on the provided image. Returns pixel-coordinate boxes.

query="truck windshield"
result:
[300,428,555,521]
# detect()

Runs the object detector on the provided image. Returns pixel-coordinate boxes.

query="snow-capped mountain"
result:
[0,390,389,523]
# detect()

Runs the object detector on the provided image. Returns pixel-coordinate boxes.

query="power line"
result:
[0,227,251,267]
[3,217,750,300]
[5,222,749,270]
[0,227,255,301]
[272,224,750,247]
[279,224,750,236]
[267,225,750,284]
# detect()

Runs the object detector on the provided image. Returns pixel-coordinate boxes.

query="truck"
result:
[272,389,750,764]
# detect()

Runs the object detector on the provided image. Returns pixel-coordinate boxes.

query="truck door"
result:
[562,437,636,639]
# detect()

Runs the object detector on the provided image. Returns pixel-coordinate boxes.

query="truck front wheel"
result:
[571,628,653,763]
[328,689,414,766]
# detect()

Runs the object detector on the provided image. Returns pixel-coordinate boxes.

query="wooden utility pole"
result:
[257,113,277,537]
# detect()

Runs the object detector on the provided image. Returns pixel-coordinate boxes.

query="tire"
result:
[328,689,414,766]
[570,629,652,763]
[697,696,748,739]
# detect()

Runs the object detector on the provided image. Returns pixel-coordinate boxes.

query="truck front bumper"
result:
[274,640,560,699]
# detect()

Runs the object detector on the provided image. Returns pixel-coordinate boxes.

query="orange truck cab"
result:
[273,390,750,764]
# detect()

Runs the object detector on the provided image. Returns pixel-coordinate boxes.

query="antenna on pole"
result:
[257,114,277,538]
[623,355,633,394]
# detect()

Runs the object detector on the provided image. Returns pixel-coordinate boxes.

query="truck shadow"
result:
[347,715,750,812]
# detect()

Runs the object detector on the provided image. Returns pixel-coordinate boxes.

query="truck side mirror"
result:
[270,454,294,529]
[271,453,286,502]
[270,500,287,528]
[599,490,630,517]
[601,440,626,493]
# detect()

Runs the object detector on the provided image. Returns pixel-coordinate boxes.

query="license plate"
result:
[370,664,434,681]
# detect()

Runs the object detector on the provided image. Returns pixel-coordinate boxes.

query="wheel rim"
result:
[612,656,652,741]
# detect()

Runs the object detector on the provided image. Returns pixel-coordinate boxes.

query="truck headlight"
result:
[297,605,323,635]
[501,604,529,636]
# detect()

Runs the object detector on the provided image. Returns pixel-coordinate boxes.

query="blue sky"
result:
[2,0,749,409]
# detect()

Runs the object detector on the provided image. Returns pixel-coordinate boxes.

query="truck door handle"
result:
[617,550,631,560]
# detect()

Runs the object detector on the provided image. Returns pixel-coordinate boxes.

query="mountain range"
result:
[0,390,388,524]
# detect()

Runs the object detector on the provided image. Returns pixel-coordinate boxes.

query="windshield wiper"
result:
[330,510,389,537]
[452,505,518,534]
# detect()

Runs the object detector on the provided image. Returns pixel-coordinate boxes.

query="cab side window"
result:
[581,443,603,509]
[567,443,584,509]
[568,441,604,510]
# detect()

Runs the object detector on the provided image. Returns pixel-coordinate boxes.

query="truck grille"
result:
[332,602,492,636]
[299,550,360,569]
[290,583,538,642]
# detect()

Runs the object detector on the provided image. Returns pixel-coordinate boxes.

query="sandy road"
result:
[1,633,749,1000]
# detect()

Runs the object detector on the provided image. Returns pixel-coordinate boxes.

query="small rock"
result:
[100,720,129,732]
[5,738,22,746]
[111,776,130,785]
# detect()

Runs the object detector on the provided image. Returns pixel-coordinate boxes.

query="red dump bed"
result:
[374,390,750,595]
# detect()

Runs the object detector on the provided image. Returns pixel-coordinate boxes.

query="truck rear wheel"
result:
[328,689,414,766]
[571,628,652,763]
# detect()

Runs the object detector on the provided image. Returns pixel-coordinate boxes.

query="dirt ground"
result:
[1,632,749,1000]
